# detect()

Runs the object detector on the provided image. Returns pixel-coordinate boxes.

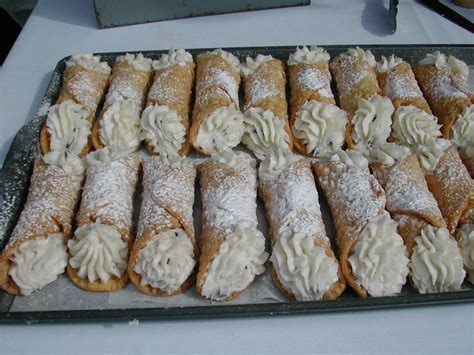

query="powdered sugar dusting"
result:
[384,70,424,100]
[244,63,285,108]
[296,66,334,99]
[77,155,140,233]
[423,72,469,101]
[147,70,180,107]
[196,66,239,107]
[66,69,108,115]
[331,55,377,97]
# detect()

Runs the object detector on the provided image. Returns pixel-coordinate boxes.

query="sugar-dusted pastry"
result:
[456,178,474,284]
[376,55,432,114]
[128,156,198,296]
[40,54,111,157]
[392,106,471,233]
[451,105,474,178]
[259,157,346,301]
[241,54,292,159]
[141,49,195,159]
[413,51,473,138]
[329,47,380,118]
[0,152,85,295]
[196,151,268,301]
[67,151,141,292]
[287,46,348,157]
[189,49,243,155]
[313,150,409,298]
[92,53,153,153]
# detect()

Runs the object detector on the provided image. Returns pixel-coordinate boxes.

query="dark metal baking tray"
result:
[0,45,473,324]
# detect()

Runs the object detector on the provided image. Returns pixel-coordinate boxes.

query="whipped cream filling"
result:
[451,105,474,158]
[293,100,348,157]
[195,105,244,154]
[271,232,339,301]
[43,150,86,176]
[419,51,469,79]
[201,223,268,301]
[376,55,404,73]
[416,138,451,172]
[457,224,474,284]
[210,49,241,71]
[46,100,91,155]
[258,151,301,181]
[349,214,409,297]
[351,95,394,153]
[85,147,129,165]
[287,46,330,65]
[366,142,411,166]
[410,225,465,293]
[9,233,67,296]
[66,53,111,75]
[241,54,274,76]
[68,222,129,284]
[133,229,196,292]
[153,48,193,70]
[116,53,153,72]
[99,101,142,153]
[243,108,291,160]
[141,104,186,159]
[346,47,376,68]
[392,105,443,146]
[211,150,256,170]
[329,149,369,171]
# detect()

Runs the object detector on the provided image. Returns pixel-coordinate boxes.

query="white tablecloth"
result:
[0,0,472,353]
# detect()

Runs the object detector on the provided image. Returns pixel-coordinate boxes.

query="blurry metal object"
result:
[93,0,310,29]
[453,0,474,9]
[389,0,399,33]
[421,0,473,33]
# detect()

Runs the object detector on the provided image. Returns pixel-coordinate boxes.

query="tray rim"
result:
[1,44,473,324]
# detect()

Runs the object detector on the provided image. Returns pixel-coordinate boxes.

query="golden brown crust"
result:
[462,156,474,179]
[190,53,241,155]
[288,62,336,155]
[413,64,471,138]
[425,145,472,234]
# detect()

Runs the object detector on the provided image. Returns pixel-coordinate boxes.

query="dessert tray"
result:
[0,45,473,324]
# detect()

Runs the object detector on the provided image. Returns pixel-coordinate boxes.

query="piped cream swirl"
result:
[346,47,376,68]
[376,55,404,73]
[43,150,86,176]
[141,104,186,159]
[116,53,153,72]
[99,101,142,153]
[46,100,91,155]
[9,233,67,296]
[349,214,409,297]
[195,105,244,154]
[210,49,241,71]
[419,51,469,79]
[68,222,129,283]
[133,229,196,292]
[66,53,111,75]
[392,105,442,146]
[329,149,369,171]
[366,142,411,166]
[153,48,193,70]
[287,46,330,65]
[241,54,274,76]
[456,224,474,284]
[293,100,348,157]
[211,150,256,170]
[271,232,339,301]
[201,223,268,301]
[451,105,474,158]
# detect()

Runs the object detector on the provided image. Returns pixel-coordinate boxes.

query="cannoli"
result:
[392,106,471,233]
[413,51,473,138]
[67,151,141,292]
[141,49,195,159]
[241,54,292,159]
[40,54,111,157]
[128,157,198,296]
[287,46,348,157]
[92,53,153,153]
[376,55,431,114]
[313,150,409,298]
[196,151,268,301]
[0,152,85,295]
[456,178,474,284]
[189,49,243,155]
[329,47,380,118]
[259,157,345,301]
[451,105,474,178]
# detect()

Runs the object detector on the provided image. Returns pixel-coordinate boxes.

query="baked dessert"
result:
[189,49,243,155]
[141,49,195,160]
[67,151,141,292]
[259,157,346,301]
[0,152,84,295]
[451,105,474,178]
[92,53,153,153]
[196,151,268,301]
[287,46,348,157]
[40,54,111,157]
[128,156,199,296]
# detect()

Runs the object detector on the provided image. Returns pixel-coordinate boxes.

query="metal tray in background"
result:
[0,45,473,324]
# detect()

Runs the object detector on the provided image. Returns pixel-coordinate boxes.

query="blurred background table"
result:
[0,0,472,353]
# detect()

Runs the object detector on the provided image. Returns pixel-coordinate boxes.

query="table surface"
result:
[0,0,473,353]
